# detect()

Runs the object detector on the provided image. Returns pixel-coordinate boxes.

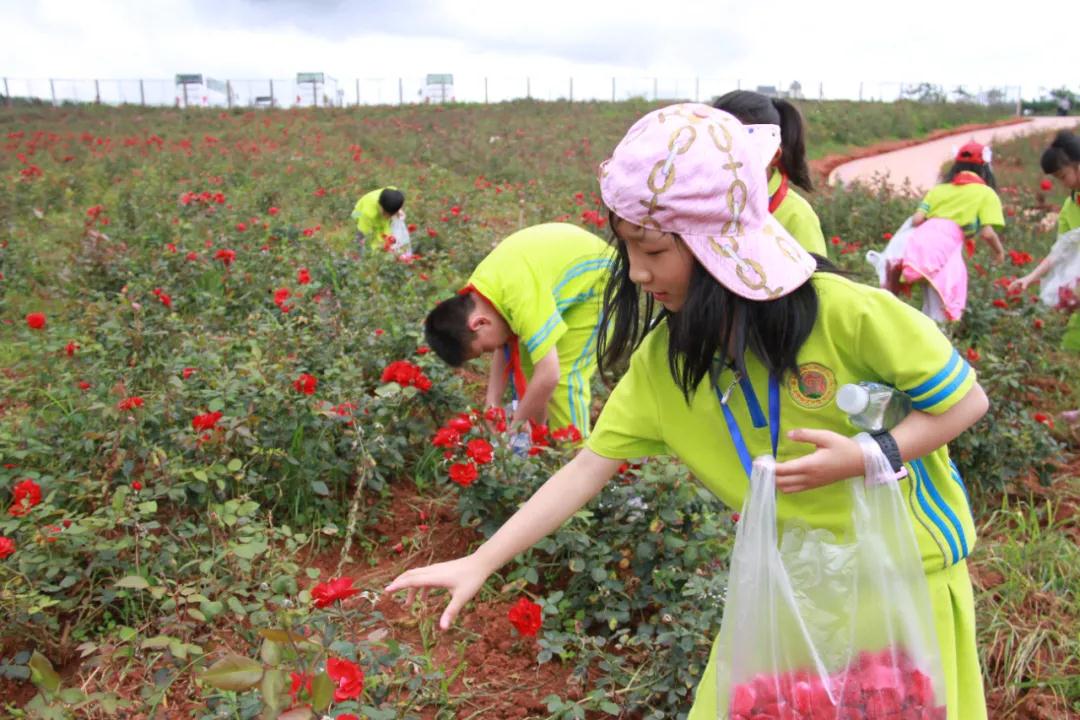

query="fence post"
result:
[484,77,489,104]
[858,82,863,102]
[569,77,573,102]
[399,78,403,105]
[736,78,741,90]
[50,79,57,105]
[611,77,615,102]
[526,77,531,99]
[269,79,275,107]
[311,81,317,108]
[818,82,823,100]
[2,77,9,106]
[95,79,101,104]
[139,79,145,105]
[226,80,233,109]
[695,77,699,102]
[182,81,188,108]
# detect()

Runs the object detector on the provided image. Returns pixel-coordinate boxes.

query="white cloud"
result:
[1,0,1075,103]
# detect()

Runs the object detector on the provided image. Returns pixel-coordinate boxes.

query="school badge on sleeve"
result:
[788,362,837,409]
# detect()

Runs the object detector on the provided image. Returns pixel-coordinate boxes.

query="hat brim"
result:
[679,214,817,301]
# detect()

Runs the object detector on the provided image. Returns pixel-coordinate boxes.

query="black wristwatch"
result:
[871,430,904,474]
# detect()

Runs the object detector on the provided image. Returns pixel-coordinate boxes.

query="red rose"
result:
[186,251,199,261]
[432,427,461,448]
[77,380,91,391]
[530,422,549,444]
[311,576,359,608]
[551,425,582,443]
[882,232,893,240]
[1040,179,1053,191]
[0,536,15,559]
[182,367,196,380]
[65,341,78,356]
[214,248,236,266]
[268,206,280,216]
[416,345,430,355]
[157,291,172,308]
[448,462,478,487]
[8,479,42,517]
[992,298,1008,309]
[192,411,223,432]
[507,597,543,637]
[447,414,472,434]
[466,438,494,464]
[131,481,142,491]
[380,360,431,392]
[289,671,313,703]
[293,373,317,395]
[235,222,247,232]
[830,235,841,246]
[1033,318,1044,330]
[326,657,365,701]
[297,267,311,285]
[966,347,979,363]
[1033,412,1054,429]
[274,287,292,313]
[484,406,507,432]
[117,396,145,411]
[25,312,46,330]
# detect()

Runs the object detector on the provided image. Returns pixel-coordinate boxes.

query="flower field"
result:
[0,100,1076,719]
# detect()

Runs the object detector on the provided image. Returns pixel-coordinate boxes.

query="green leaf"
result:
[310,671,334,711]
[59,688,85,704]
[141,635,173,650]
[591,567,608,583]
[28,651,60,693]
[310,480,330,496]
[600,701,622,715]
[226,458,242,472]
[208,398,225,412]
[231,540,267,560]
[192,469,209,482]
[114,575,149,590]
[375,382,400,397]
[198,653,263,691]
[257,628,309,644]
[226,596,246,615]
[187,608,207,622]
[260,668,286,711]
[137,500,158,514]
[259,638,281,666]
[567,557,585,572]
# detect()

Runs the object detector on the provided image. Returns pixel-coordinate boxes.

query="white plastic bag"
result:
[714,441,946,719]
[389,213,412,255]
[1040,228,1080,308]
[866,217,915,290]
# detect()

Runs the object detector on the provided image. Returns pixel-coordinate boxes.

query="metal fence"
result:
[1,75,1031,109]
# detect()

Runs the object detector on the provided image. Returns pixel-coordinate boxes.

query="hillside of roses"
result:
[0,101,1076,719]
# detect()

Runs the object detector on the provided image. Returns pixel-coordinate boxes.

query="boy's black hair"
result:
[379,188,405,215]
[424,293,475,367]
[712,90,814,192]
[943,161,997,190]
[597,222,839,402]
[1040,130,1080,174]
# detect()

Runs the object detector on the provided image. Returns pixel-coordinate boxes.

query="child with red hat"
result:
[880,141,1006,322]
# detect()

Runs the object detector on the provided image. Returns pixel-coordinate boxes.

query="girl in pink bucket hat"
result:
[387,104,990,719]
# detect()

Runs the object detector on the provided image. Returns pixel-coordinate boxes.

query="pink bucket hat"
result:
[599,103,816,300]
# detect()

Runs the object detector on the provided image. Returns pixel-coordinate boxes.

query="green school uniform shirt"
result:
[587,273,978,573]
[468,223,614,430]
[351,186,397,240]
[768,170,828,256]
[917,178,1004,237]
[1058,191,1080,234]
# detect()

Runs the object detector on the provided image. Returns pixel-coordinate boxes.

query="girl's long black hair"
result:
[597,223,838,402]
[712,90,814,192]
[1041,130,1080,174]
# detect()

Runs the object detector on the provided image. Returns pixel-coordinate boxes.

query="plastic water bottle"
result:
[836,382,912,432]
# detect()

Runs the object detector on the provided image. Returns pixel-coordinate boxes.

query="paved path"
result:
[828,117,1080,194]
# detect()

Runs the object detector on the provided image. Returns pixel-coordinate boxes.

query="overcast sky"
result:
[2,0,1074,102]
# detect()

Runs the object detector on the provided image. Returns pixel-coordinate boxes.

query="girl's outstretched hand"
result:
[1008,275,1032,294]
[384,555,490,630]
[774,429,863,493]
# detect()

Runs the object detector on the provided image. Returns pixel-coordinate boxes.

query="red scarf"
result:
[459,285,528,401]
[951,171,986,187]
[768,172,789,213]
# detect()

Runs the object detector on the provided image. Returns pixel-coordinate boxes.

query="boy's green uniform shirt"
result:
[351,186,397,240]
[467,223,613,434]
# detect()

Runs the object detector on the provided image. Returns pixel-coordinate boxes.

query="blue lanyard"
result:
[714,372,781,479]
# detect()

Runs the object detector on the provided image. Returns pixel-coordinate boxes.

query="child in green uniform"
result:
[391,105,990,719]
[351,186,405,252]
[1010,130,1080,352]
[713,90,827,256]
[424,223,612,436]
